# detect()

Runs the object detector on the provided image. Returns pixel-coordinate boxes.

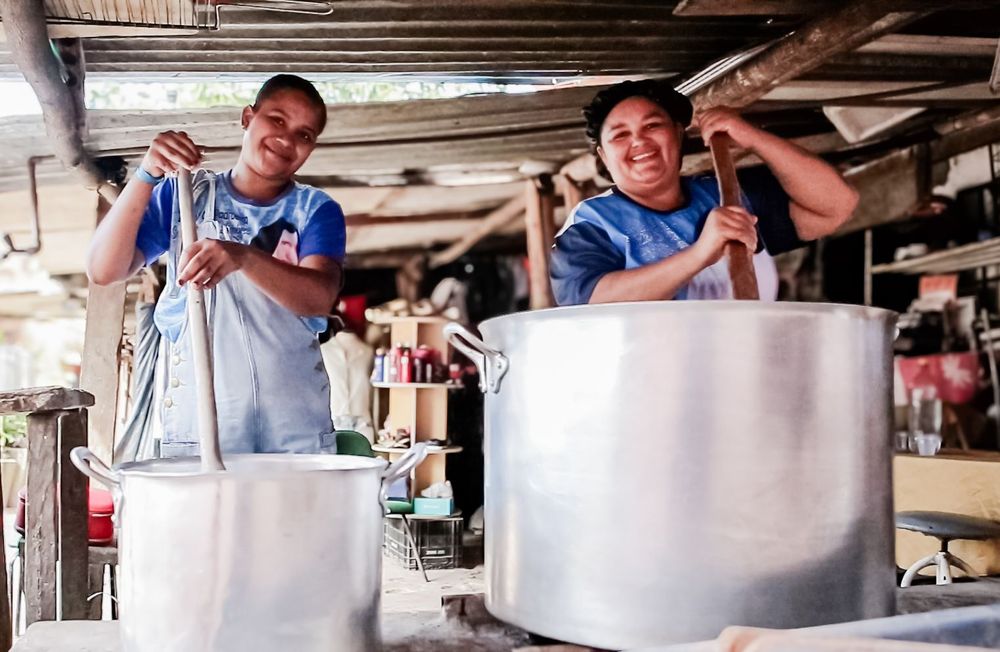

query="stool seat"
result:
[896,511,1000,541]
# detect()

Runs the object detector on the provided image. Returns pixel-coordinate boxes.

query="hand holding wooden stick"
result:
[709,133,760,301]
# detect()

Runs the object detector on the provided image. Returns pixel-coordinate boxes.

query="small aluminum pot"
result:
[71,445,426,652]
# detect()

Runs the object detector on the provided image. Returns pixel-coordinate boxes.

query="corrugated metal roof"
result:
[0,1,797,80]
[0,0,997,272]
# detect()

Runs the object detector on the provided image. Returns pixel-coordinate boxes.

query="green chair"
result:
[334,430,375,458]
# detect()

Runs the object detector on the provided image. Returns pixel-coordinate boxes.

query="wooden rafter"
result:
[690,1,935,111]
[428,194,526,269]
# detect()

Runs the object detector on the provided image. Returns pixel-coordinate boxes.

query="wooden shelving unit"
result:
[371,315,455,499]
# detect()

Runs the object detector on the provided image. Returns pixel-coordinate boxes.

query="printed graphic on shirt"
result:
[213,210,253,244]
[251,218,300,264]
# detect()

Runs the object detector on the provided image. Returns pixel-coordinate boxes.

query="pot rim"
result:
[114,453,388,479]
[478,300,897,332]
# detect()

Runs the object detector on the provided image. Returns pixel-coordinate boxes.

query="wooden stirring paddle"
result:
[709,133,760,301]
[177,169,226,472]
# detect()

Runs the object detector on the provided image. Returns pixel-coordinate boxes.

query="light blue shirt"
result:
[135,170,346,455]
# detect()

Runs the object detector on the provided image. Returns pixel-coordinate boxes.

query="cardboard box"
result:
[413,497,454,516]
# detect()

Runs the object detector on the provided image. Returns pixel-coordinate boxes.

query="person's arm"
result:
[589,205,758,303]
[86,131,202,285]
[178,242,341,316]
[86,179,158,285]
[696,108,859,240]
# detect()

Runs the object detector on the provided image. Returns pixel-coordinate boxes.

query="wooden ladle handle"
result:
[178,169,226,472]
[709,133,759,301]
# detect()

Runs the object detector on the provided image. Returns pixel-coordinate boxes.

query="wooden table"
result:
[895,450,1000,574]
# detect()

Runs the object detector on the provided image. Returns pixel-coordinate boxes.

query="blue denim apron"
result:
[158,172,335,456]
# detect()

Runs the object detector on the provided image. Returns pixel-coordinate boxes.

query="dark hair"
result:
[583,79,693,181]
[253,74,327,133]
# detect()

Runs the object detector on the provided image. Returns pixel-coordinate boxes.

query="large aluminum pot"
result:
[445,301,897,650]
[71,445,426,652]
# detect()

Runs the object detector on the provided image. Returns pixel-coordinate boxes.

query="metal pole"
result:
[864,228,873,306]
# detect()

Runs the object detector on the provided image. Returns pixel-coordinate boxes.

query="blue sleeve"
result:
[738,166,804,256]
[135,179,175,266]
[550,221,625,306]
[298,199,346,263]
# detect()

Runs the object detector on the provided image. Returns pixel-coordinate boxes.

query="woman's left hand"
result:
[178,239,249,290]
[695,107,761,150]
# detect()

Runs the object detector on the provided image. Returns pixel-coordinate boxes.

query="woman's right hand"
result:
[691,206,758,267]
[140,131,202,177]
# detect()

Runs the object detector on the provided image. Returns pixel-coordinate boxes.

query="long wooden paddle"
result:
[709,133,760,301]
[178,169,226,472]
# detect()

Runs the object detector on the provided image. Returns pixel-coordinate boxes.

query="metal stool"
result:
[897,511,1000,587]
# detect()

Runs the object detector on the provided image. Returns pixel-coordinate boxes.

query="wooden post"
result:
[395,254,427,303]
[57,410,90,621]
[524,175,556,309]
[558,175,585,215]
[24,412,58,625]
[80,195,127,465]
[0,387,94,632]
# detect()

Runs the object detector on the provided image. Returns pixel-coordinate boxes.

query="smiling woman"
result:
[85,74,349,457]
[550,78,859,306]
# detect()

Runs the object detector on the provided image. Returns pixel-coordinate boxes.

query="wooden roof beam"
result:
[690,1,937,111]
[428,194,526,269]
[561,0,945,183]
[0,1,118,202]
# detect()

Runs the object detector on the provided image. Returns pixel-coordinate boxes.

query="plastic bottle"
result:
[399,344,413,383]
[388,345,400,383]
[908,360,942,455]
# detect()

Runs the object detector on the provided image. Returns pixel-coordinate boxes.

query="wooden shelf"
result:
[370,315,455,500]
[373,444,464,455]
[872,236,1000,275]
[372,382,459,390]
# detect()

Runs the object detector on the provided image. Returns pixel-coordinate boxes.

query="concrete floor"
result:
[10,566,1000,651]
[377,559,1000,651]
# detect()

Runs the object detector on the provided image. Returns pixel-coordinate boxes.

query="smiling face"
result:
[239,88,323,182]
[597,96,685,199]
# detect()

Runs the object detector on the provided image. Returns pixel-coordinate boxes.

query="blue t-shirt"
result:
[136,170,346,339]
[550,167,803,305]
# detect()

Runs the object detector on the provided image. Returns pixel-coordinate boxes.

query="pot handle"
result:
[70,446,122,490]
[443,322,509,394]
[379,443,428,512]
